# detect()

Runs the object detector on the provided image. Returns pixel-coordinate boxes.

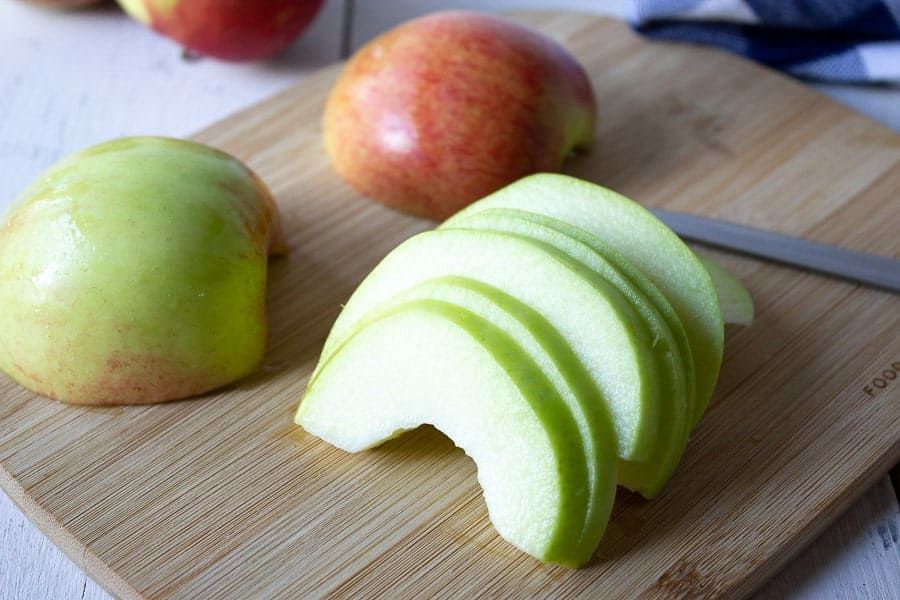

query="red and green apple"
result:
[116,0,324,61]
[323,11,597,220]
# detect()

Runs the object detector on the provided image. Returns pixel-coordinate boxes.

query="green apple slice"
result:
[442,211,689,497]
[297,300,593,567]
[343,274,618,556]
[444,207,697,426]
[315,228,661,462]
[699,256,754,327]
[449,174,724,424]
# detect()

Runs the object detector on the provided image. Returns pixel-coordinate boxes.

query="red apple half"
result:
[117,0,324,61]
[324,11,597,220]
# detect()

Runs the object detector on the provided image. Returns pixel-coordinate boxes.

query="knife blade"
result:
[650,209,900,294]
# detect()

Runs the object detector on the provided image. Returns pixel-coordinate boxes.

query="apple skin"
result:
[116,0,324,61]
[323,11,597,220]
[0,137,285,405]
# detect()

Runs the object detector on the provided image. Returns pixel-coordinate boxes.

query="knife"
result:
[650,209,900,294]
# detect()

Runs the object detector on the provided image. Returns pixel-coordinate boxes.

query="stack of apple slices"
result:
[296,173,752,568]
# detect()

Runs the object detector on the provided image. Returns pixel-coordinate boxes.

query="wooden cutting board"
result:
[2,12,898,599]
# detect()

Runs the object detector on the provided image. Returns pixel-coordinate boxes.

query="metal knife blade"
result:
[650,209,900,294]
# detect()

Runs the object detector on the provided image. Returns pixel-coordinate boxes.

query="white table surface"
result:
[1,1,899,598]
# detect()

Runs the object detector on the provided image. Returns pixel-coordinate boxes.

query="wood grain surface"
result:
[1,12,899,599]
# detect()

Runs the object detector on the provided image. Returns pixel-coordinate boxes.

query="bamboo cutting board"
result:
[2,12,899,599]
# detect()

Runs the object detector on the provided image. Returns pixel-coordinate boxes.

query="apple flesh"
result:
[442,210,691,497]
[445,207,697,421]
[451,173,724,427]
[298,301,594,567]
[699,256,754,327]
[323,11,596,220]
[310,274,618,557]
[116,0,324,61]
[0,136,284,405]
[296,174,753,564]
[314,228,662,463]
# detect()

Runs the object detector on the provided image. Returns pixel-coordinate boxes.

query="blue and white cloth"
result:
[630,0,900,83]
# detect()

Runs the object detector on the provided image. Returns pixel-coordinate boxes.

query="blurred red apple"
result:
[116,0,324,61]
[323,11,597,220]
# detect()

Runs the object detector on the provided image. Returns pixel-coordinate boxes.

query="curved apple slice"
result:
[445,207,697,426]
[698,256,754,327]
[343,275,618,555]
[449,173,724,424]
[316,229,661,462]
[442,211,689,497]
[297,300,593,567]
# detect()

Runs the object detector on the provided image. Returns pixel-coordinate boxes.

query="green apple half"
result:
[0,137,283,404]
[313,228,662,463]
[441,210,690,498]
[298,299,594,567]
[450,173,724,425]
